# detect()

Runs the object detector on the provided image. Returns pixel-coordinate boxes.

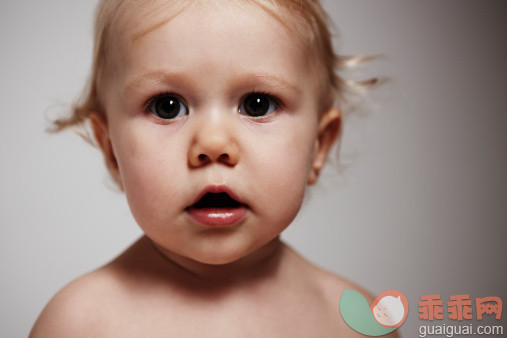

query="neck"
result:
[148,236,286,290]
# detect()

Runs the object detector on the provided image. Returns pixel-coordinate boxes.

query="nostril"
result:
[198,154,210,164]
[219,153,229,162]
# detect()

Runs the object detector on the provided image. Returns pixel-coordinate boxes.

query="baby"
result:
[31,0,396,337]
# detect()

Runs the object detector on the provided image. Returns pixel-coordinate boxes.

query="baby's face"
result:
[99,1,333,264]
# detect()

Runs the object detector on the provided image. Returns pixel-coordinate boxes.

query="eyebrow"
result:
[124,71,195,94]
[123,71,303,96]
[249,74,303,96]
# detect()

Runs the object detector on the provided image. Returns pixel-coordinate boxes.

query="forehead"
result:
[106,0,317,99]
[117,0,309,47]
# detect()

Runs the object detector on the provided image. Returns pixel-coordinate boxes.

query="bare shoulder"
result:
[283,245,375,303]
[315,265,375,305]
[29,266,124,338]
[284,245,401,338]
[29,237,181,338]
[316,269,400,338]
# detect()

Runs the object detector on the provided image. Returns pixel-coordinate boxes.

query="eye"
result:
[239,93,278,117]
[149,94,188,119]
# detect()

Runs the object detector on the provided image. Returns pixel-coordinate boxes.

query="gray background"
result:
[1,0,506,337]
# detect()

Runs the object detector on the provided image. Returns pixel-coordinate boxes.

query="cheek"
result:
[245,118,317,221]
[111,121,188,226]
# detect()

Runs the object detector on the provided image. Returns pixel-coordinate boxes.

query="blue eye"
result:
[149,94,188,119]
[239,93,278,117]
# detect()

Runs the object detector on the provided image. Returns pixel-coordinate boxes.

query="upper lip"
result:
[188,185,246,208]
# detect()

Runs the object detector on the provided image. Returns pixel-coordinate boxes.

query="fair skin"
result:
[31,2,398,337]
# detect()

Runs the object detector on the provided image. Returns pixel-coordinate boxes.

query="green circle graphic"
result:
[340,289,399,336]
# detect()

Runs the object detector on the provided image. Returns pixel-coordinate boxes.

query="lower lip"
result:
[186,205,248,226]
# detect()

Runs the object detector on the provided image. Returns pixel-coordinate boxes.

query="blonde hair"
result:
[50,0,378,142]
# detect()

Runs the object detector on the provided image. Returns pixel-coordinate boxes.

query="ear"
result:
[308,108,341,185]
[89,112,124,191]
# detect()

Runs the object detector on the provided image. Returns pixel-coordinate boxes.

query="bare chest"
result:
[98,293,355,337]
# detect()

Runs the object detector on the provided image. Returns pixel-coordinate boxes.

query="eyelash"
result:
[143,91,186,114]
[143,91,283,115]
[245,90,282,107]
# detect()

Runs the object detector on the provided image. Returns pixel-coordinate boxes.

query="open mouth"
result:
[186,191,248,226]
[192,192,242,209]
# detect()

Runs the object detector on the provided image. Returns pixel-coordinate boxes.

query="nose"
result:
[188,114,239,168]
